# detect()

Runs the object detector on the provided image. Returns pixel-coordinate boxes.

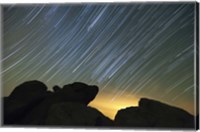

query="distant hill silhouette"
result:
[115,98,195,129]
[3,80,197,129]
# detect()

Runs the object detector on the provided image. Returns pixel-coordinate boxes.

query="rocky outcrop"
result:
[3,80,105,126]
[46,102,113,126]
[3,81,50,124]
[54,82,99,105]
[18,82,99,125]
[115,98,195,128]
[3,81,196,129]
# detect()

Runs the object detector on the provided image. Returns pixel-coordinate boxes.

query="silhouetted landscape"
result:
[3,80,197,129]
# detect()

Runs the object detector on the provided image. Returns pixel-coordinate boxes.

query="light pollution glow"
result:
[89,90,195,120]
[2,3,197,120]
[89,92,139,119]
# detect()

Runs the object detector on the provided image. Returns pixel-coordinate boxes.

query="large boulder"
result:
[53,82,99,105]
[45,102,114,126]
[9,80,48,99]
[16,82,99,125]
[115,98,195,129]
[3,80,49,124]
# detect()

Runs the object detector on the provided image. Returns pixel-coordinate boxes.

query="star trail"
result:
[1,3,196,119]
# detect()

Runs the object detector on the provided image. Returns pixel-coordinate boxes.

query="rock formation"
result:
[3,80,113,126]
[115,98,195,128]
[3,81,50,124]
[46,102,113,126]
[3,81,196,129]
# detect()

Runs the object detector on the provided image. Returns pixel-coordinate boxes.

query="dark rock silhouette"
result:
[3,81,50,124]
[45,102,113,126]
[52,85,61,92]
[3,80,111,126]
[3,81,196,129]
[115,98,195,128]
[9,80,48,98]
[17,82,100,125]
[61,82,99,105]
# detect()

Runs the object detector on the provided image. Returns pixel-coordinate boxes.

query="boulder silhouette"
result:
[3,80,49,124]
[10,82,99,125]
[3,81,196,129]
[61,82,99,105]
[45,102,114,126]
[115,98,195,128]
[52,85,61,92]
[9,80,48,98]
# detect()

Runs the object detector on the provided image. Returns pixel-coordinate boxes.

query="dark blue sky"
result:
[2,3,196,118]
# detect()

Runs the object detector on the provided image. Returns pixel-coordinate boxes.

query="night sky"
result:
[2,3,196,119]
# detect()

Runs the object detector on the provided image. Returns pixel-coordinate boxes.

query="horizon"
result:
[2,3,197,120]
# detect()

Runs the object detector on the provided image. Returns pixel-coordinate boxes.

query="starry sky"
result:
[1,3,197,119]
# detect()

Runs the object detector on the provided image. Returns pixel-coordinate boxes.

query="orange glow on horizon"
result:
[88,91,196,120]
[88,93,139,120]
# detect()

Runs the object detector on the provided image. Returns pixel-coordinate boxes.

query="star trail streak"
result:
[2,3,196,119]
